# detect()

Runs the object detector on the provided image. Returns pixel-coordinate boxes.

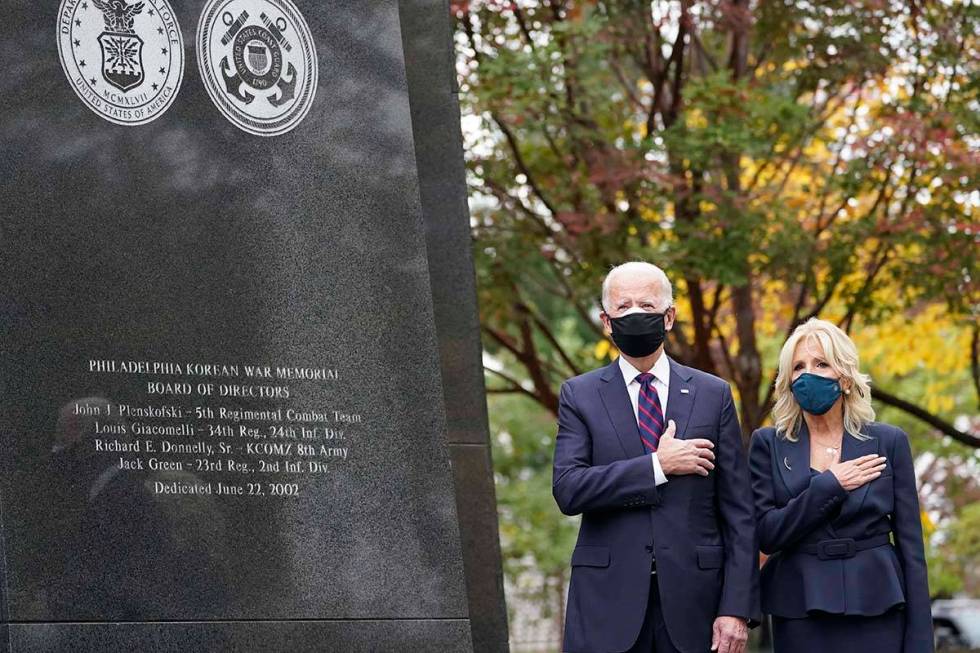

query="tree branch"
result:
[512,5,537,52]
[691,32,718,73]
[483,324,525,362]
[667,318,697,365]
[712,323,739,387]
[482,319,568,382]
[871,387,980,448]
[705,283,726,333]
[663,4,689,128]
[746,80,862,195]
[484,367,546,407]
[546,259,606,340]
[971,324,980,408]
[479,178,551,234]
[684,275,717,374]
[515,306,560,412]
[492,113,560,217]
[525,306,583,377]
[839,242,893,333]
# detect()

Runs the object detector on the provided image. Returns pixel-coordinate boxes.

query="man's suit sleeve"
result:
[714,385,761,623]
[552,380,659,516]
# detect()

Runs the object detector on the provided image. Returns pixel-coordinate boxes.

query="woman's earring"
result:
[844,388,851,395]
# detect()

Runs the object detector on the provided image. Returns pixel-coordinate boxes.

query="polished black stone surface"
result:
[6,620,473,652]
[399,1,510,650]
[0,0,483,649]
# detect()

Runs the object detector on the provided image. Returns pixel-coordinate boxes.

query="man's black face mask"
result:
[604,308,667,358]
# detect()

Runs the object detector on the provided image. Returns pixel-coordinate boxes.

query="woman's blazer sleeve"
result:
[748,429,848,555]
[889,428,934,653]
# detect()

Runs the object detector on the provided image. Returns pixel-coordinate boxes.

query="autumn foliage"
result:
[455,1,979,636]
[455,0,978,443]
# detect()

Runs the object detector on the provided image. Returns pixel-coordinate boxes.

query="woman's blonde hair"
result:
[772,318,875,441]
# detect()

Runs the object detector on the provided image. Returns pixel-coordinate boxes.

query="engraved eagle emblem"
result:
[92,0,145,33]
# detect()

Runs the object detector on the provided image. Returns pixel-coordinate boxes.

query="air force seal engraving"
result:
[57,0,185,125]
[197,0,318,136]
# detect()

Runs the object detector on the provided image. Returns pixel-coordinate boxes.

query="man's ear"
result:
[599,311,611,333]
[664,306,676,331]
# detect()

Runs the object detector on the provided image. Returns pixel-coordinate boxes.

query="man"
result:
[553,261,759,653]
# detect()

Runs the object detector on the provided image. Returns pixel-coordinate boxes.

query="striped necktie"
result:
[635,372,665,452]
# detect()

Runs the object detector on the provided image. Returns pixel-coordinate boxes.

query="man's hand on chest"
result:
[656,420,716,476]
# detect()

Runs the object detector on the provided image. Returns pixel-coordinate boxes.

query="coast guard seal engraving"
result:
[196,0,318,136]
[57,0,185,125]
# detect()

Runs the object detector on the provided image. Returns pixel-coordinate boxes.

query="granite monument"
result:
[0,0,507,650]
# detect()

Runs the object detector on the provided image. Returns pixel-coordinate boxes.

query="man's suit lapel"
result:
[665,359,696,438]
[774,422,812,497]
[598,360,645,459]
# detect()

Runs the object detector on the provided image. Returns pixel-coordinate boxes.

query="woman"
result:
[749,318,933,653]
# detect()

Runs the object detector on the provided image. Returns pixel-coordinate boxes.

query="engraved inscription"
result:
[78,358,359,498]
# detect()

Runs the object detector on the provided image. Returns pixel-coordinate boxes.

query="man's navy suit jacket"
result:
[553,357,760,653]
[749,423,934,653]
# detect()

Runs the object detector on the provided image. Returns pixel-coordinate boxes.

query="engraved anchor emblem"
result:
[221,54,255,104]
[268,63,295,107]
[196,0,318,135]
[218,9,296,108]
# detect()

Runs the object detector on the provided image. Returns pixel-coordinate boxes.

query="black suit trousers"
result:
[626,574,682,653]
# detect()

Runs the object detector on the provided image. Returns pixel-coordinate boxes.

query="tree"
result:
[454,0,979,445]
[488,392,579,643]
[458,5,979,643]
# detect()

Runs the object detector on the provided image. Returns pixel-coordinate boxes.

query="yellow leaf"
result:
[594,339,611,360]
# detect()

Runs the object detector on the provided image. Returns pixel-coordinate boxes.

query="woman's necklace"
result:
[812,437,841,457]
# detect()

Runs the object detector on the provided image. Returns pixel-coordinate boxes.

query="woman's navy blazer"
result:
[749,422,933,653]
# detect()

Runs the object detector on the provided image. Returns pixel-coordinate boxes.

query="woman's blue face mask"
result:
[790,372,842,415]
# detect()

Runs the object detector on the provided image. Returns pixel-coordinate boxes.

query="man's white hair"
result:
[601,261,674,309]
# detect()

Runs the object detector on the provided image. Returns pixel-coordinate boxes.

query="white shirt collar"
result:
[618,352,671,386]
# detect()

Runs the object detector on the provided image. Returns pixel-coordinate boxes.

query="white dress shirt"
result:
[618,353,670,486]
